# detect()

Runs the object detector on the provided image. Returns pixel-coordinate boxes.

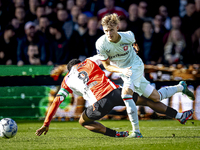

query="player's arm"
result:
[101,59,132,77]
[35,88,70,136]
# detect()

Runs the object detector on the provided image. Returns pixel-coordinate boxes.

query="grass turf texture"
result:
[0,120,200,150]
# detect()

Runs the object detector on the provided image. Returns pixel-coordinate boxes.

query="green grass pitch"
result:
[0,119,200,150]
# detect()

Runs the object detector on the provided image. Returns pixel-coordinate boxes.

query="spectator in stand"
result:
[26,43,41,65]
[47,23,72,65]
[70,5,81,24]
[74,13,88,36]
[55,9,85,60]
[66,0,75,12]
[14,6,26,38]
[153,14,168,36]
[73,13,88,60]
[17,21,47,66]
[45,1,57,24]
[182,0,200,39]
[33,5,46,26]
[191,27,200,63]
[57,9,74,39]
[10,17,23,38]
[163,15,183,45]
[127,3,143,40]
[11,17,20,30]
[15,6,26,25]
[138,1,151,21]
[76,0,93,17]
[84,0,104,16]
[163,29,186,65]
[36,15,50,38]
[137,21,164,65]
[56,2,65,10]
[8,0,26,18]
[25,0,39,22]
[118,16,128,31]
[179,0,188,17]
[0,25,17,65]
[14,0,26,7]
[158,5,171,30]
[36,15,52,64]
[97,0,128,21]
[82,17,104,57]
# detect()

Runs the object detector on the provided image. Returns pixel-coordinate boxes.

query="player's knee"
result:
[148,90,160,102]
[79,113,94,126]
[79,119,93,127]
[78,118,84,126]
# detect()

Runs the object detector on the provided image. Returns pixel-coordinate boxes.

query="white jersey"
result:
[96,31,137,68]
[96,31,150,94]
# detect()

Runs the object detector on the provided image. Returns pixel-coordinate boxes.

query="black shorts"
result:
[84,88,138,120]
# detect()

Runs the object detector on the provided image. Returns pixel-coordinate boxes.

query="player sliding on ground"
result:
[95,13,195,137]
[35,55,194,138]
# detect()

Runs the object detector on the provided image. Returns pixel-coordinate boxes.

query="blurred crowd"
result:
[0,0,200,66]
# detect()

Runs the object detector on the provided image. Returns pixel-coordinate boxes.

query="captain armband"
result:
[57,88,69,101]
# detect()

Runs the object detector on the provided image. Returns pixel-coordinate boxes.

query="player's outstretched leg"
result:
[177,109,194,124]
[179,81,195,100]
[128,131,143,138]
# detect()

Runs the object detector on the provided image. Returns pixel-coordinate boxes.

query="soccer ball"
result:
[0,118,18,139]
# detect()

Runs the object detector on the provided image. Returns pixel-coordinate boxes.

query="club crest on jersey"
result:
[123,46,128,51]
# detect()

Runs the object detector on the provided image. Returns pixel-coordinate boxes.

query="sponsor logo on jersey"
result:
[108,51,129,59]
[120,43,129,46]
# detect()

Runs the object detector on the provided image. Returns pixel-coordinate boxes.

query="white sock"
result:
[122,95,140,133]
[158,85,182,101]
[176,84,184,92]
[175,112,183,119]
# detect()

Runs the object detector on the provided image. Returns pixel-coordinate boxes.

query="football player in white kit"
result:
[96,13,195,137]
[36,56,194,138]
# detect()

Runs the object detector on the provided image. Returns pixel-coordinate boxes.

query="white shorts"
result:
[123,76,154,97]
[120,55,154,97]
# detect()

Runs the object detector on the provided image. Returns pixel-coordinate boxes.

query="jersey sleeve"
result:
[95,37,108,61]
[87,55,102,66]
[126,31,136,43]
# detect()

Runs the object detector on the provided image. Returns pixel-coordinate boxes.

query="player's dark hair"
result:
[67,59,81,72]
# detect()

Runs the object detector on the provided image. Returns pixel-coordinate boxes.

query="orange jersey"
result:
[62,58,119,104]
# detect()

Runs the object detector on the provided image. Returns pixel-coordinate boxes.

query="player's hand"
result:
[121,67,132,77]
[133,43,139,53]
[35,126,49,136]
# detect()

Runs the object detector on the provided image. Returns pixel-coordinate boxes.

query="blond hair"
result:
[101,13,120,27]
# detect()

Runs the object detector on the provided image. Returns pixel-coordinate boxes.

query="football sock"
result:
[104,127,116,137]
[122,94,140,133]
[158,85,183,101]
[165,106,178,118]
